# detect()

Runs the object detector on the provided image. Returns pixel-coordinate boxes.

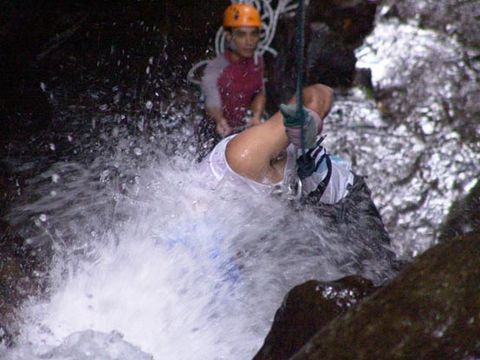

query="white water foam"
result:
[3,146,365,359]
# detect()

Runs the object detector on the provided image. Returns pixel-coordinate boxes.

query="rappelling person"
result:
[197,83,397,274]
[198,3,266,156]
[199,84,339,202]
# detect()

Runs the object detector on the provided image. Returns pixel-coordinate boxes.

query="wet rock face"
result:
[389,0,480,48]
[254,276,378,360]
[290,232,480,360]
[381,1,480,149]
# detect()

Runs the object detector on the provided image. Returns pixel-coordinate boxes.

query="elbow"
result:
[314,84,334,118]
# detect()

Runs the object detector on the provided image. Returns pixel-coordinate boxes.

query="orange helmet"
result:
[223,3,261,28]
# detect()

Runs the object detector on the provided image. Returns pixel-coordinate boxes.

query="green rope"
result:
[294,0,318,181]
[295,0,306,158]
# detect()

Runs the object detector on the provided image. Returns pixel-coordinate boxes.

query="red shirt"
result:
[201,49,264,128]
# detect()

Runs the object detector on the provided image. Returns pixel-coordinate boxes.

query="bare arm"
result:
[249,57,267,126]
[201,56,232,136]
[205,106,232,137]
[226,84,333,183]
[288,84,333,120]
[248,92,266,126]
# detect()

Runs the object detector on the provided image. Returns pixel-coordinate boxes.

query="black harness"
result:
[306,153,332,200]
[297,135,333,201]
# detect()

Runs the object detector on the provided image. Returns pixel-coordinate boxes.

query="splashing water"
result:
[1,119,393,360]
[10,12,478,360]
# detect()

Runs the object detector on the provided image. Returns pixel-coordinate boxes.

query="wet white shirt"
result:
[198,134,354,204]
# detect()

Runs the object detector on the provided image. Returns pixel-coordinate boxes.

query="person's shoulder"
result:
[204,53,229,74]
[209,53,229,66]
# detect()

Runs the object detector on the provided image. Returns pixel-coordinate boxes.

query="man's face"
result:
[227,26,261,59]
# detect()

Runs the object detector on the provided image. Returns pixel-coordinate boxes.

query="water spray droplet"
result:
[51,174,60,183]
[40,82,47,92]
[134,148,143,156]
[39,214,47,222]
[100,170,110,182]
[145,101,153,110]
[49,143,56,151]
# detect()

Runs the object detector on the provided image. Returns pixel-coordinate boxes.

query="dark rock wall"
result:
[290,232,480,360]
[0,0,227,146]
[254,276,378,360]
[265,0,377,111]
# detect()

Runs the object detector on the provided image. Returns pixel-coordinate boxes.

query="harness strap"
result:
[304,154,333,201]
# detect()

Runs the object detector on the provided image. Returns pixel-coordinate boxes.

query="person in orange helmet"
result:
[199,3,266,155]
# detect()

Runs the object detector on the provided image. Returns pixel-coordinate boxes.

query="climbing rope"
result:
[295,0,306,158]
[295,0,318,181]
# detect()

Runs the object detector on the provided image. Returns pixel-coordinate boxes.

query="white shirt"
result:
[198,135,354,204]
